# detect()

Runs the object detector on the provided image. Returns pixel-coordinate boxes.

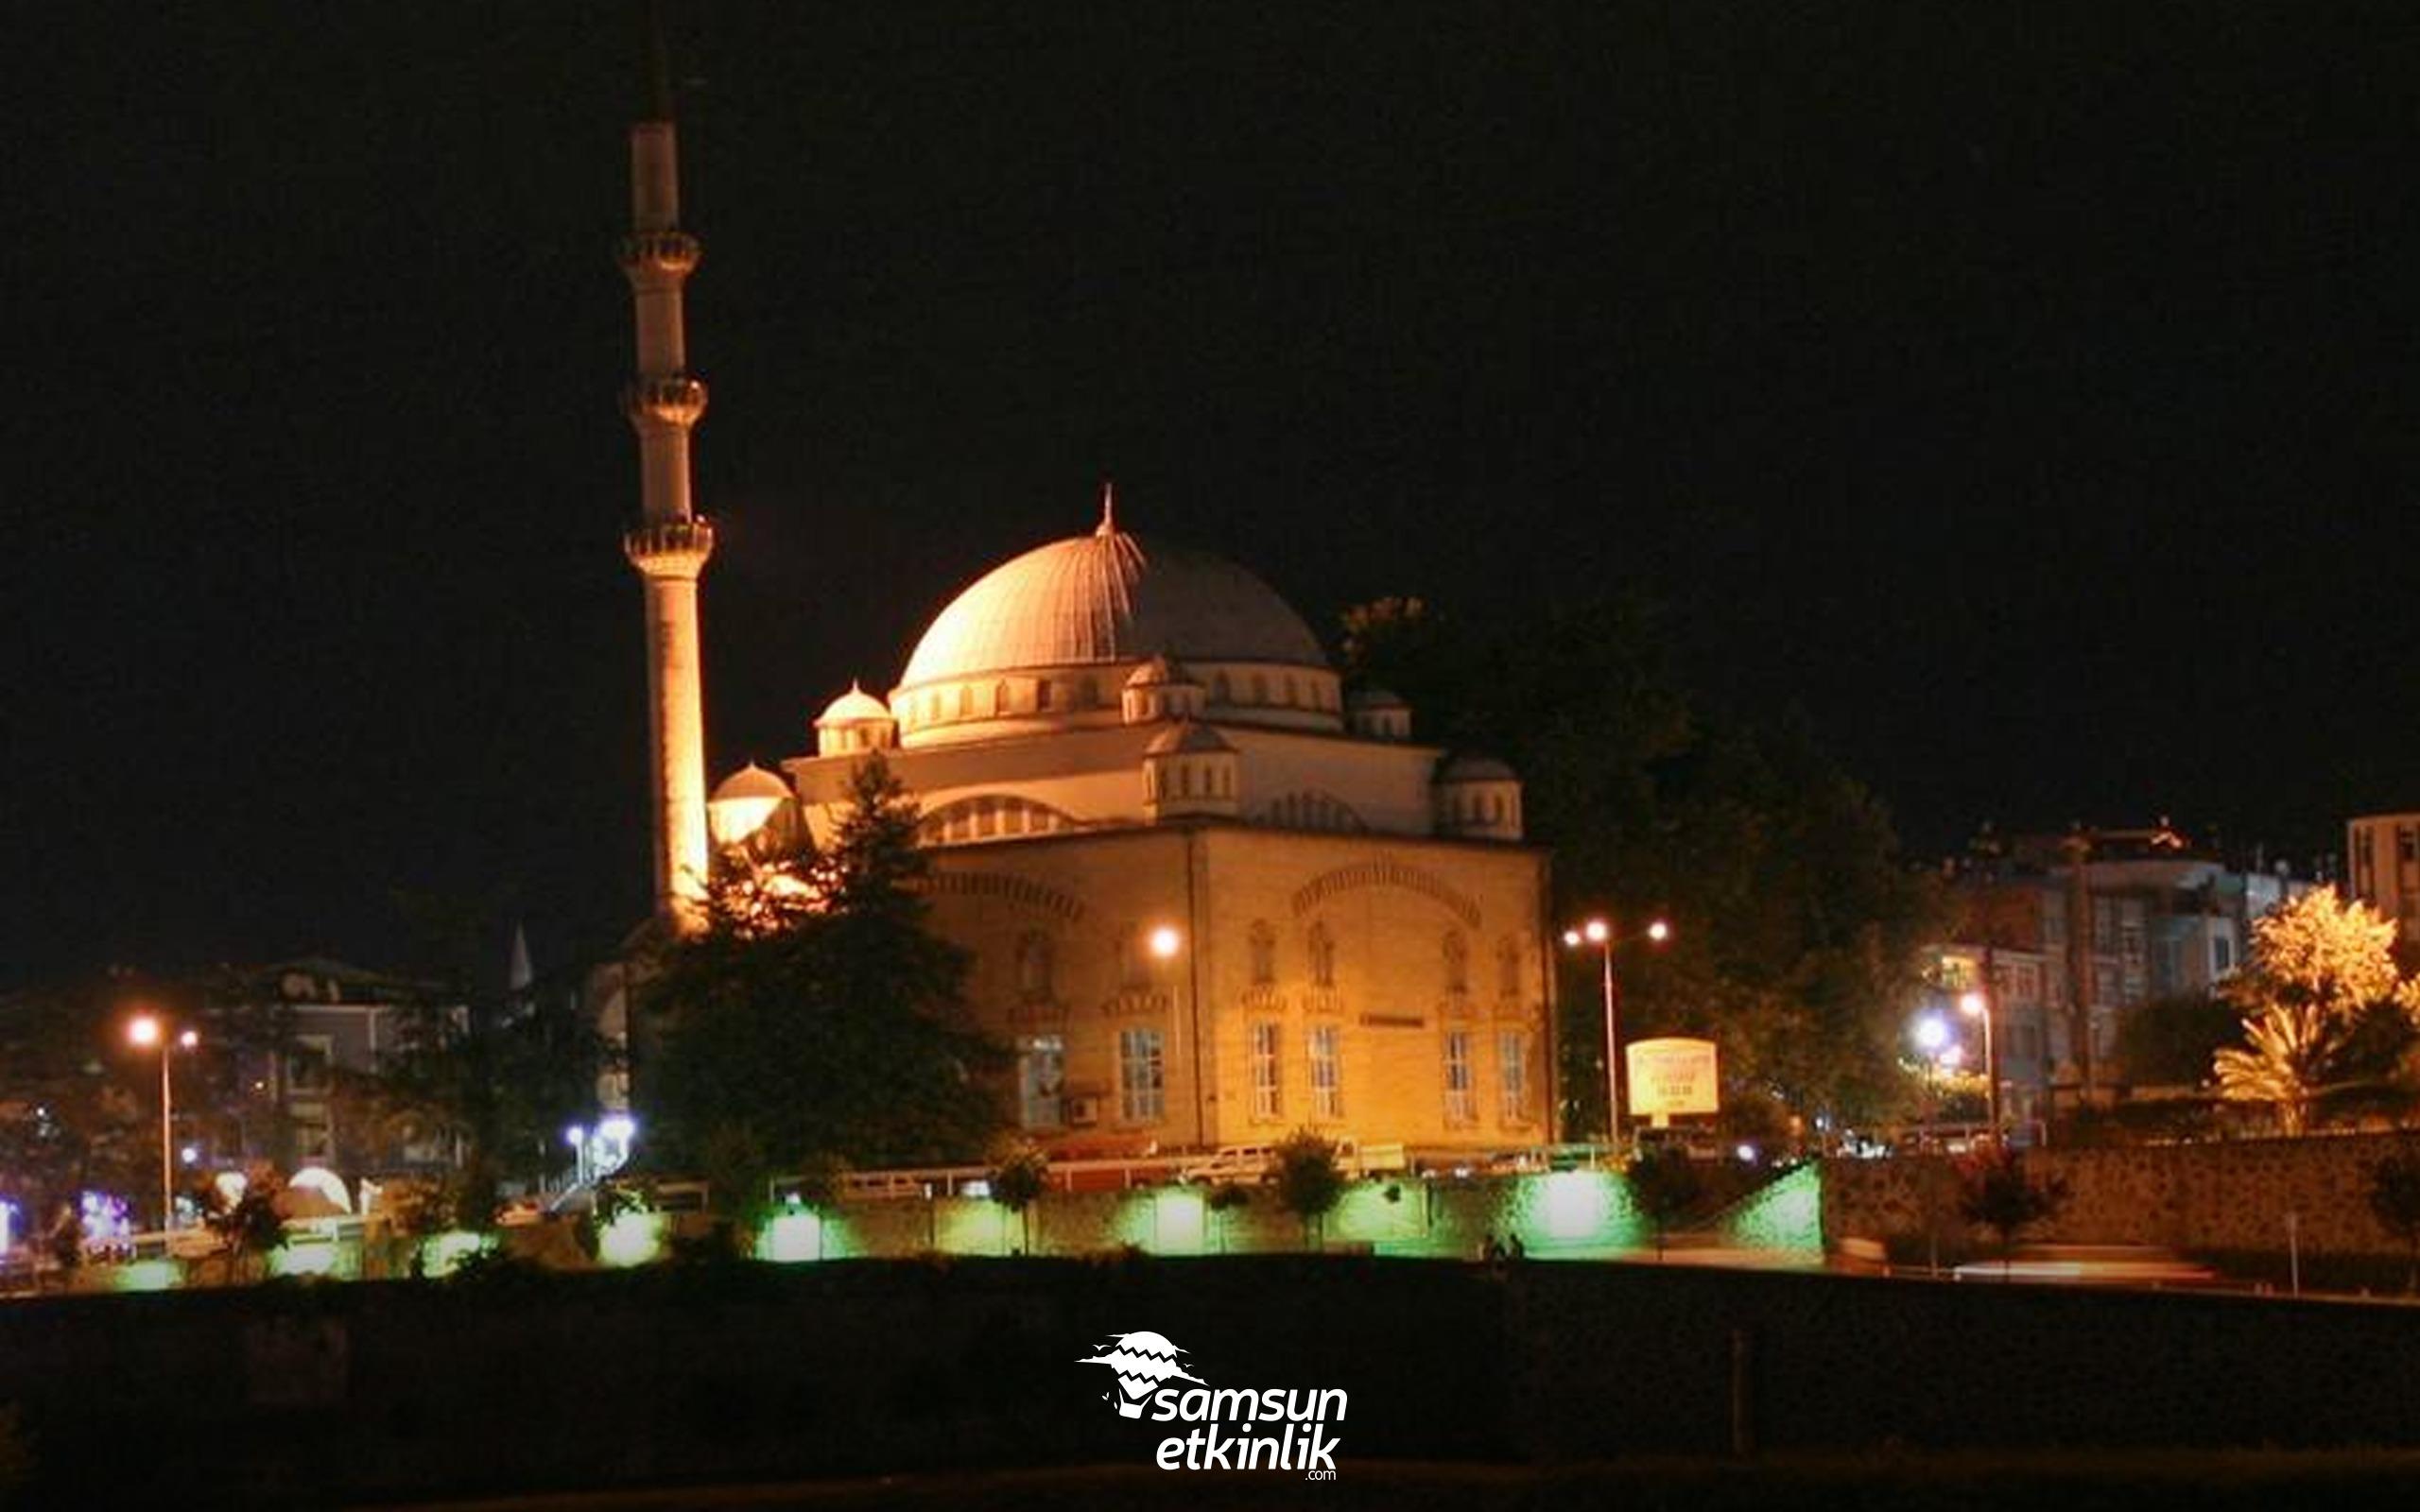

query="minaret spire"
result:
[1097,478,1117,536]
[618,6,715,932]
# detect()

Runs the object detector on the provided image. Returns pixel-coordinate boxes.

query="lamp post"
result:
[1959,988,1999,1142]
[1560,916,1671,1152]
[127,1015,199,1233]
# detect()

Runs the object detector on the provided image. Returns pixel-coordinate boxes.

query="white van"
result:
[1177,1136,1399,1184]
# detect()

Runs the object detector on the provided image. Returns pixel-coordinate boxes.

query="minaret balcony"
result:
[617,229,702,278]
[623,375,708,428]
[624,517,717,576]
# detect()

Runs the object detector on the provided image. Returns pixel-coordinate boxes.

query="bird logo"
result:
[1078,1330,1204,1418]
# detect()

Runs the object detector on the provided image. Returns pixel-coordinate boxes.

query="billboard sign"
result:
[1627,1037,1720,1119]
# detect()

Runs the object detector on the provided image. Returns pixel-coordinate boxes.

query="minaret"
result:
[618,30,714,932]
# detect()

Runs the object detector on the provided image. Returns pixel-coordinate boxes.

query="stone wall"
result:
[11,1253,2420,1504]
[1822,1133,2420,1265]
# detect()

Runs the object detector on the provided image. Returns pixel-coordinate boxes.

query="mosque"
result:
[607,75,1553,1158]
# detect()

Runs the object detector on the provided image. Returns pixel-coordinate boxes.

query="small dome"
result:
[1125,654,1197,689]
[1146,720,1235,757]
[1437,753,1516,783]
[712,763,791,803]
[816,682,894,727]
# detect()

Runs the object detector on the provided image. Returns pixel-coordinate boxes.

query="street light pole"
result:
[1960,987,1999,1141]
[128,1015,196,1233]
[1562,917,1671,1155]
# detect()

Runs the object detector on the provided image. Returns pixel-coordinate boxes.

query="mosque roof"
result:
[899,514,1327,689]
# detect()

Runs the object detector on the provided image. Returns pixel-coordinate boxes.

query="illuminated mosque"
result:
[607,71,1552,1156]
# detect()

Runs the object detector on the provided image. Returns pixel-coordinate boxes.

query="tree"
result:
[2213,888,2420,1135]
[1269,1129,1346,1251]
[2116,993,2244,1089]
[1625,1143,1703,1260]
[1955,1144,2068,1276]
[2367,1143,2420,1295]
[195,1163,289,1284]
[1342,593,1944,1140]
[644,756,1009,1175]
[0,977,152,1243]
[987,1138,1050,1254]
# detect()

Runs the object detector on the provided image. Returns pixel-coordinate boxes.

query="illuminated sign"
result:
[1627,1038,1720,1118]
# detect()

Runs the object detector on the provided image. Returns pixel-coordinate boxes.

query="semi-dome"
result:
[899,521,1327,690]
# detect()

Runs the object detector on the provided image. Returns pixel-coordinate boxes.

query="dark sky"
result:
[7,4,2416,983]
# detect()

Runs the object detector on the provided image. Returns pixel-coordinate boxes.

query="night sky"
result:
[7,5,2416,984]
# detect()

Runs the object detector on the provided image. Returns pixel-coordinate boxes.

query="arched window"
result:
[1016,931,1055,1004]
[1036,679,1055,711]
[1249,920,1277,987]
[1212,671,1232,704]
[1251,672,1269,703]
[1443,929,1469,994]
[1308,921,1336,988]
[956,685,972,720]
[994,679,1011,715]
[1497,936,1524,1000]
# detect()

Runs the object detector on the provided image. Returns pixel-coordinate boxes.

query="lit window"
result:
[286,1038,334,1096]
[1444,1031,1475,1123]
[1497,1030,1530,1123]
[1251,1022,1281,1120]
[1119,1028,1165,1123]
[1308,1024,1342,1120]
[1020,1035,1064,1128]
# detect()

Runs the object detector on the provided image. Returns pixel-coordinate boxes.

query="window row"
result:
[1009,923,1536,1001]
[905,667,1340,730]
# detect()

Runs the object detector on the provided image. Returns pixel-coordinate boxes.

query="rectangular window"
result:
[1019,1035,1064,1129]
[1443,1031,1475,1123]
[1250,1022,1281,1120]
[1118,1028,1164,1124]
[1496,1030,1530,1124]
[286,1036,334,1096]
[1308,1024,1342,1120]
[2213,934,2235,974]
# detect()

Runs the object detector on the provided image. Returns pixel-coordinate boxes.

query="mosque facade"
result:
[610,77,1551,1159]
[707,501,1554,1156]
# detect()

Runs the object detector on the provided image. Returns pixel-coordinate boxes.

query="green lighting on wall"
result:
[597,1211,666,1268]
[759,1209,825,1263]
[416,1229,494,1278]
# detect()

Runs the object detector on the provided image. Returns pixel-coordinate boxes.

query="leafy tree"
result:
[644,755,1009,1174]
[1342,593,1943,1140]
[195,1162,288,1284]
[1955,1144,2068,1276]
[987,1138,1050,1253]
[2213,888,2420,1135]
[1625,1143,1703,1260]
[1269,1129,1346,1250]
[0,977,152,1238]
[2115,993,2244,1088]
[2367,1142,2420,1295]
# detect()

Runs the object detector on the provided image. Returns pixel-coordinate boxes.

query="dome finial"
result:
[1097,478,1117,537]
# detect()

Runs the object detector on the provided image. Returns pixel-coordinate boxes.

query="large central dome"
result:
[899,520,1328,690]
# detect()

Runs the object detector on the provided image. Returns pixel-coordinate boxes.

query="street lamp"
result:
[127,1014,199,1233]
[1959,988,1999,1142]
[1560,916,1672,1152]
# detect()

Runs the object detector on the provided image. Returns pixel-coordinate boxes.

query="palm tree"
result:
[2212,1003,2350,1137]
